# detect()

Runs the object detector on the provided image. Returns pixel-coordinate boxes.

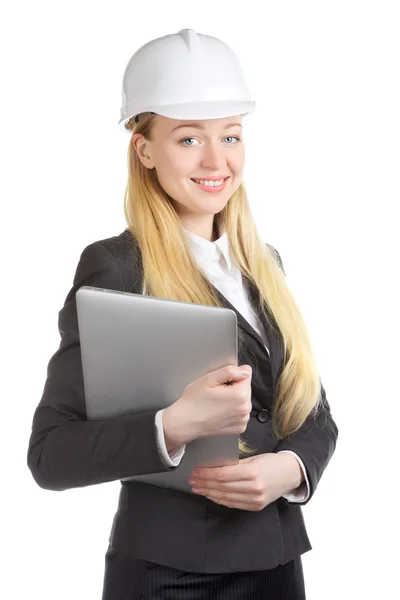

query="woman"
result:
[27,29,339,599]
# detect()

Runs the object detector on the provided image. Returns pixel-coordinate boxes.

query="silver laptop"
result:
[76,286,239,493]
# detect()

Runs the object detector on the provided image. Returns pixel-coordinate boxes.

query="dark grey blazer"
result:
[27,228,339,574]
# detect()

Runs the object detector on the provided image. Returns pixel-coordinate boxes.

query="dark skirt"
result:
[101,544,306,600]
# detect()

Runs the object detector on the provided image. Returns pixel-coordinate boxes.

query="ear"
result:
[131,133,155,169]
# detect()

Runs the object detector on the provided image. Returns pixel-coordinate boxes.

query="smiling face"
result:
[131,114,245,238]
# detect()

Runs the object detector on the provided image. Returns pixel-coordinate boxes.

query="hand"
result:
[188,452,303,511]
[172,364,253,441]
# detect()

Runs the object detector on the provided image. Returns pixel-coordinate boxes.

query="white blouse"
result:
[154,228,310,503]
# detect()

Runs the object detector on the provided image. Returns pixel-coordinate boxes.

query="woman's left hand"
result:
[188,452,303,511]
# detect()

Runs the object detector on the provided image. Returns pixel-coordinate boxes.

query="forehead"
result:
[154,114,243,134]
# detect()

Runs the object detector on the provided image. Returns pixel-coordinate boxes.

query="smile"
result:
[190,177,229,193]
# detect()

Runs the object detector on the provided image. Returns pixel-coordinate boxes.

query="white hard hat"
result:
[118,28,256,133]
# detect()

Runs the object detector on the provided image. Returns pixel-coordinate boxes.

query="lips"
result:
[190,177,230,193]
[191,177,229,183]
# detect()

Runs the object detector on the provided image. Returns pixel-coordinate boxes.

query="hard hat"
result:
[118,28,256,133]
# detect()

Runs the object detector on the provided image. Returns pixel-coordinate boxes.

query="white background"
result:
[2,1,399,598]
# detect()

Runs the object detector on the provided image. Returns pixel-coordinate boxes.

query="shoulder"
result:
[88,228,137,262]
[77,228,139,272]
[76,228,141,293]
[265,242,286,275]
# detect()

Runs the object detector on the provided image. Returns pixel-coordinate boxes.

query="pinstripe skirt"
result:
[101,544,306,599]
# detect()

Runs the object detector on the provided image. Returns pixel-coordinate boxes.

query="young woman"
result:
[27,28,339,599]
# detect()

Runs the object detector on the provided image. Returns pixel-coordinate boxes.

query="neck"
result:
[182,219,219,242]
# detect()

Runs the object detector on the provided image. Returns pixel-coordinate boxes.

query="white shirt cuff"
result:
[155,415,310,498]
[155,409,186,467]
[277,450,310,503]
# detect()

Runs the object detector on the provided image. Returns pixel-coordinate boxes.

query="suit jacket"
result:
[27,228,339,574]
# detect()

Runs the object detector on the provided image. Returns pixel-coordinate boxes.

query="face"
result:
[131,114,245,235]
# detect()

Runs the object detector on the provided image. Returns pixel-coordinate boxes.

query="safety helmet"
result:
[118,28,256,133]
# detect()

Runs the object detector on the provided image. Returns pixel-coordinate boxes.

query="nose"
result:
[199,142,228,171]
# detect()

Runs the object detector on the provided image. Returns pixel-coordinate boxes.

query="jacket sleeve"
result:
[27,241,178,492]
[267,244,339,506]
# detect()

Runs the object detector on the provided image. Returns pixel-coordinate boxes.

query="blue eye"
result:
[180,136,241,146]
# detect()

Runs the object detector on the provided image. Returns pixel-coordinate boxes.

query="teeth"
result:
[194,179,225,187]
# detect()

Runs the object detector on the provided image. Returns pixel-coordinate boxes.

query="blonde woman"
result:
[27,29,339,599]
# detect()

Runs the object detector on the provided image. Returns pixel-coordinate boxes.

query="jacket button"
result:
[256,409,270,423]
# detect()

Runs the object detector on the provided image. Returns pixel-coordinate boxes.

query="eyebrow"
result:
[171,122,242,133]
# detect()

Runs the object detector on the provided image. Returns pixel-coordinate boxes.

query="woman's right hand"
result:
[167,364,253,442]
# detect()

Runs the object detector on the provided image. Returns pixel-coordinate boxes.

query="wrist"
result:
[162,402,196,451]
[276,452,304,493]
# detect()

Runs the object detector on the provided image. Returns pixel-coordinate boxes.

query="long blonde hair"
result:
[122,112,323,456]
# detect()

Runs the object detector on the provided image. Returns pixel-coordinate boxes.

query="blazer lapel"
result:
[211,276,285,386]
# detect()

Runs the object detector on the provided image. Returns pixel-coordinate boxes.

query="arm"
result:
[155,409,186,467]
[27,242,179,492]
[278,451,310,503]
[276,380,338,505]
[268,244,339,505]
